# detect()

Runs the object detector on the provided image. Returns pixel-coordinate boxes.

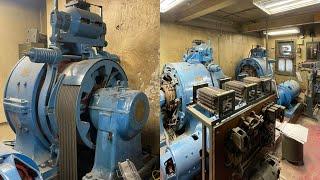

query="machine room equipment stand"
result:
[187,95,283,179]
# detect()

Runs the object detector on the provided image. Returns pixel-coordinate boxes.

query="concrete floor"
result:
[276,115,320,180]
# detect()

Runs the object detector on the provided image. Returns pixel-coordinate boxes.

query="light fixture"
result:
[253,0,320,14]
[160,0,187,13]
[263,27,300,36]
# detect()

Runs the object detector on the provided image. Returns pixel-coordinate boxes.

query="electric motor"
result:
[277,80,301,107]
[235,46,274,79]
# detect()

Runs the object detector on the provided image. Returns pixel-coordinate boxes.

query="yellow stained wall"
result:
[47,0,160,154]
[0,0,46,140]
[266,26,320,90]
[160,22,263,78]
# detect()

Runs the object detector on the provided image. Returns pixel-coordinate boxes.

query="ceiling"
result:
[160,0,320,34]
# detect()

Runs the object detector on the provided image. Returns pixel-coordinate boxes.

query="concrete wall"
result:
[101,0,160,154]
[0,0,46,140]
[160,22,263,78]
[47,0,160,154]
[266,25,320,90]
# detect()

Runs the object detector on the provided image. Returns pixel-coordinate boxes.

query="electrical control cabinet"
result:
[306,42,320,61]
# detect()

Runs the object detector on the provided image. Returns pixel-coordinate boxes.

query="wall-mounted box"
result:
[306,42,320,61]
[297,39,304,45]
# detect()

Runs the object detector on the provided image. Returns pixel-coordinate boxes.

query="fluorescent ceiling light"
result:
[253,0,320,14]
[160,0,186,13]
[263,27,300,36]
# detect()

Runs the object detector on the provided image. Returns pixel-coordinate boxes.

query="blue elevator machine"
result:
[235,45,301,118]
[160,40,227,179]
[160,43,286,179]
[0,0,151,179]
[235,45,274,79]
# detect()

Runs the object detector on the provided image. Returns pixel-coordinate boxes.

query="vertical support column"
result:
[265,18,269,73]
[202,124,207,180]
[209,127,214,180]
[201,124,215,180]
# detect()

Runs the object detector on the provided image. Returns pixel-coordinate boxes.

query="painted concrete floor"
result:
[276,115,320,180]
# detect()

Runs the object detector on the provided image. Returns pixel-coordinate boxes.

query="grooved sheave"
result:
[56,85,80,180]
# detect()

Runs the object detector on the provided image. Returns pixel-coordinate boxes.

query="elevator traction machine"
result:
[0,0,154,179]
[236,45,302,120]
[160,40,283,179]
